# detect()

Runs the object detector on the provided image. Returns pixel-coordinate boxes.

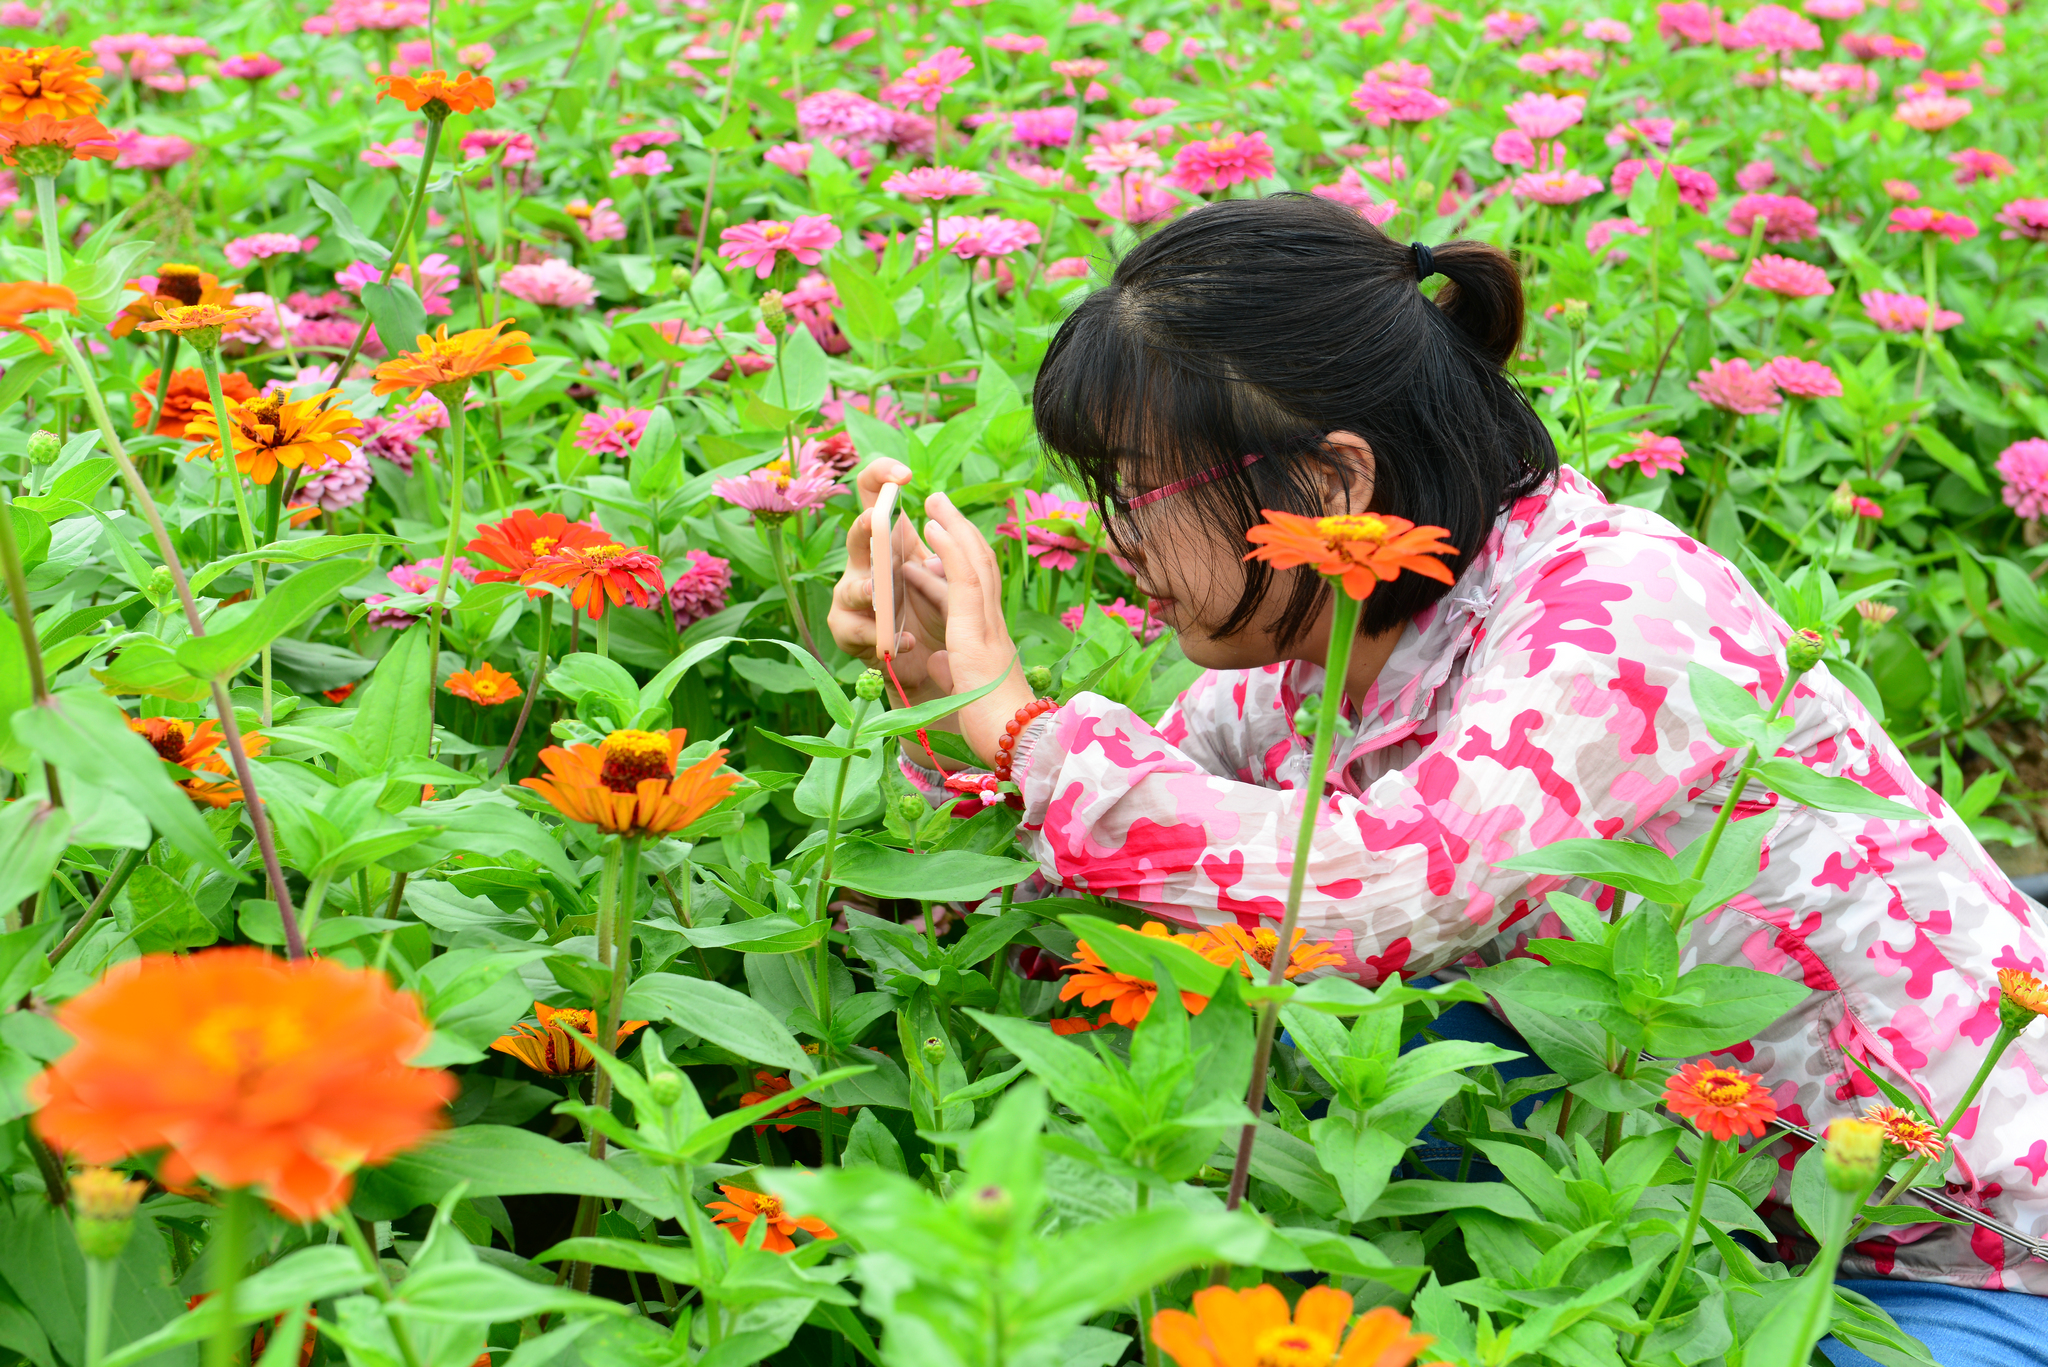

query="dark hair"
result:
[1033,193,1556,641]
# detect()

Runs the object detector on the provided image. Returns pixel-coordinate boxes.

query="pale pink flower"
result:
[361,137,425,169]
[1995,439,2048,519]
[223,232,318,270]
[819,388,904,428]
[1503,91,1585,139]
[221,292,299,352]
[884,166,987,199]
[1483,8,1542,43]
[1611,431,1686,475]
[612,150,670,179]
[711,456,846,519]
[1735,159,1777,192]
[667,549,732,629]
[882,45,973,111]
[610,129,680,157]
[1083,141,1161,174]
[457,41,495,68]
[1131,96,1179,116]
[1842,31,1924,60]
[221,53,282,80]
[1895,95,1970,130]
[1093,172,1181,224]
[494,258,592,309]
[1690,357,1781,414]
[1695,238,1740,262]
[113,131,196,171]
[1492,129,1536,167]
[987,33,1047,53]
[1372,58,1435,86]
[1044,256,1093,279]
[1062,597,1162,641]
[462,129,536,165]
[1339,14,1385,36]
[796,430,858,475]
[1995,198,2048,241]
[1745,253,1831,297]
[717,216,843,278]
[1605,117,1675,150]
[336,254,458,315]
[292,452,372,512]
[1613,158,1720,212]
[798,89,895,142]
[1584,17,1634,41]
[1586,217,1651,259]
[1010,159,1076,191]
[1167,130,1275,193]
[567,197,628,242]
[916,213,1042,261]
[778,272,848,355]
[1070,2,1121,22]
[1351,75,1452,126]
[765,142,814,176]
[1949,148,2012,185]
[998,490,1092,570]
[367,557,480,629]
[1517,47,1598,77]
[1917,66,1984,91]
[1817,62,1879,94]
[1861,290,1962,333]
[1725,3,1821,50]
[1009,106,1078,148]
[1311,167,1399,224]
[1352,153,1407,182]
[1888,206,1978,242]
[1803,0,1863,15]
[573,407,651,456]
[1657,1,1722,44]
[1765,356,1841,397]
[1512,147,1601,206]
[0,4,42,25]
[1727,192,1819,243]
[1885,179,1921,201]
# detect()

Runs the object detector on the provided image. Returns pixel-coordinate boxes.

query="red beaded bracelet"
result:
[991,698,1057,783]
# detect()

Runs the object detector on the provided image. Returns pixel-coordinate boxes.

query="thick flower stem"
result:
[331,116,444,390]
[48,847,144,966]
[1912,234,1938,403]
[426,396,467,733]
[330,1214,428,1367]
[1224,588,1363,1213]
[145,335,178,447]
[83,1256,115,1367]
[202,1189,252,1367]
[1632,1135,1722,1354]
[195,349,260,557]
[1848,1019,2021,1242]
[0,485,62,806]
[811,696,873,1045]
[494,592,552,777]
[33,175,61,283]
[762,520,821,659]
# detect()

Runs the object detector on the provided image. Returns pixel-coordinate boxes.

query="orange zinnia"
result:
[137,300,265,339]
[445,663,522,706]
[707,1184,836,1253]
[1243,511,1458,603]
[739,1070,850,1134]
[133,367,258,438]
[1188,924,1344,981]
[0,47,106,122]
[1152,1285,1434,1367]
[29,948,455,1221]
[372,320,533,401]
[1997,966,2048,1030]
[129,715,268,808]
[1661,1059,1779,1141]
[521,727,740,839]
[489,1003,647,1075]
[518,542,665,620]
[113,265,238,339]
[375,69,496,116]
[0,112,114,171]
[1057,922,1212,1030]
[0,279,75,354]
[183,390,363,486]
[1866,1104,1946,1162]
[468,508,615,596]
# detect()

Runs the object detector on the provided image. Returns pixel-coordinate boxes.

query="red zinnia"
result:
[1661,1059,1779,1141]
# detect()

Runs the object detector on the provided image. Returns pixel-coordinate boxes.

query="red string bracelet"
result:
[991,698,1057,784]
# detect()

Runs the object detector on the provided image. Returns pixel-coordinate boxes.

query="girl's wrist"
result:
[963,671,1037,766]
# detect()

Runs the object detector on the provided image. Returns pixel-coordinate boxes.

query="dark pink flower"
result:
[1888,206,1978,242]
[1995,198,2048,241]
[717,216,843,278]
[1745,253,1831,297]
[998,490,1092,570]
[573,407,651,456]
[1765,356,1841,397]
[1690,357,1781,414]
[1949,148,2013,185]
[1860,290,1962,333]
[667,549,733,628]
[1009,106,1078,148]
[1586,217,1651,259]
[1995,439,2048,519]
[1062,597,1162,641]
[1492,128,1537,167]
[1167,130,1276,193]
[1657,1,1722,44]
[1727,192,1819,243]
[1351,75,1452,126]
[1614,158,1721,212]
[881,45,973,111]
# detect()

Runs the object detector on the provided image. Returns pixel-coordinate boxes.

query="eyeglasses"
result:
[1121,451,1264,510]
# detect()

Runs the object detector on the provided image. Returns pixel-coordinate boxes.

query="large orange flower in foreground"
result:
[1152,1285,1434,1367]
[519,542,665,620]
[129,715,268,807]
[707,1185,836,1253]
[468,508,615,593]
[522,727,740,839]
[375,69,496,116]
[372,320,533,400]
[0,47,106,122]
[183,390,363,485]
[1243,511,1458,603]
[1661,1059,1779,1141]
[0,280,74,354]
[30,948,455,1220]
[0,113,115,166]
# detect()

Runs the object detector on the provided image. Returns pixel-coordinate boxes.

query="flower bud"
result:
[856,668,886,701]
[1823,1117,1885,1192]
[670,265,693,292]
[1024,664,1053,694]
[648,1069,685,1107]
[965,1182,1013,1229]
[759,290,788,333]
[921,1035,946,1068]
[1784,628,1827,675]
[70,1167,146,1261]
[1997,967,2048,1034]
[145,565,176,610]
[895,794,930,824]
[1828,481,1857,519]
[1559,297,1590,331]
[26,429,60,466]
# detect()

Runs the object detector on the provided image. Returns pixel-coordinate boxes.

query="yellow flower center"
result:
[189,1002,311,1073]
[473,677,504,699]
[132,716,193,763]
[1253,1326,1336,1367]
[1312,513,1392,544]
[1690,1070,1754,1107]
[757,1194,786,1221]
[764,458,794,489]
[581,543,627,567]
[761,223,791,242]
[598,729,675,793]
[529,534,559,557]
[157,264,204,306]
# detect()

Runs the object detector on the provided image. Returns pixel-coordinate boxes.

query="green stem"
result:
[34,174,60,282]
[1224,587,1363,1213]
[494,592,551,776]
[330,116,444,391]
[811,696,872,1043]
[599,835,642,1070]
[1850,1020,2021,1241]
[1677,667,1801,931]
[1912,234,1938,403]
[687,0,757,272]
[594,609,609,660]
[145,335,178,443]
[1135,1184,1161,1367]
[83,1257,115,1367]
[202,1190,251,1367]
[426,392,466,736]
[195,349,259,556]
[0,485,62,806]
[1632,1136,1721,1352]
[330,1215,428,1367]
[48,847,143,966]
[762,519,821,658]
[259,477,282,725]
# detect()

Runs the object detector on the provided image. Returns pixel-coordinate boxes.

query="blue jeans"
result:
[1821,1280,2048,1367]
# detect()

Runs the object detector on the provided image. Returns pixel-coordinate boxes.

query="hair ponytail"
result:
[1426,239,1525,370]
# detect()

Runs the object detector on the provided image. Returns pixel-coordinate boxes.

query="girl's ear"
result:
[1319,431,1377,512]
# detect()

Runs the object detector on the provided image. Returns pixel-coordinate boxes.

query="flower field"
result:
[1,0,2047,1361]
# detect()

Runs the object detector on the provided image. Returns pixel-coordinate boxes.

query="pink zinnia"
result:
[1311,167,1399,225]
[1995,199,2048,242]
[798,88,895,142]
[1061,597,1163,642]
[573,407,651,456]
[1613,158,1720,212]
[1949,148,2012,185]
[1727,193,1819,243]
[667,549,732,629]
[1482,9,1542,44]
[221,53,282,81]
[1884,179,1921,202]
[1745,254,1831,297]
[1492,129,1537,168]
[1009,106,1079,148]
[1861,290,1963,333]
[711,456,846,519]
[1083,141,1161,174]
[567,197,628,242]
[1130,96,1178,116]
[1044,256,1092,279]
[1503,92,1585,139]
[1690,357,1781,414]
[224,232,318,270]
[1995,439,2048,520]
[917,213,1042,261]
[881,45,973,111]
[997,490,1092,570]
[1611,432,1686,475]
[1843,32,1924,60]
[1585,17,1634,42]
[610,129,680,157]
[717,216,843,278]
[1895,95,1970,130]
[987,33,1047,53]
[500,257,598,309]
[361,138,425,169]
[884,166,987,200]
[1725,3,1821,51]
[1605,117,1675,150]
[1094,172,1181,224]
[1888,206,1978,243]
[1372,58,1435,86]
[1658,1,1722,45]
[463,129,537,166]
[1803,0,1863,15]
[1586,217,1651,259]
[1517,47,1598,77]
[1351,75,1452,127]
[337,254,458,315]
[1167,130,1275,193]
[1765,356,1841,397]
[292,452,372,512]
[612,150,671,179]
[1512,148,1602,206]
[114,131,196,171]
[1735,159,1777,192]
[764,142,812,177]
[457,41,494,67]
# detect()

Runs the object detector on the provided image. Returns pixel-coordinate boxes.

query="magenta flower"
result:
[1803,0,1863,15]
[1888,206,1978,243]
[1862,290,1963,334]
[1613,158,1721,213]
[1726,193,1819,243]
[763,142,813,177]
[1093,172,1182,225]
[717,216,844,278]
[113,131,196,171]
[1764,356,1841,398]
[1009,106,1080,149]
[1949,148,2013,186]
[500,258,598,309]
[1167,130,1276,194]
[1842,31,1925,60]
[916,213,1043,261]
[1895,95,1970,131]
[1735,159,1777,192]
[1512,147,1602,206]
[1996,439,2048,520]
[567,197,628,242]
[1492,129,1537,168]
[223,232,319,271]
[1745,254,1832,298]
[610,129,680,157]
[1996,199,2048,242]
[1884,179,1920,201]
[1482,8,1542,44]
[1311,167,1399,225]
[798,89,896,142]
[667,549,732,629]
[884,166,987,200]
[366,557,480,629]
[1724,3,1820,51]
[881,45,973,111]
[1605,118,1675,151]
[1062,597,1163,641]
[337,254,459,316]
[1657,1,1722,44]
[1586,217,1651,260]
[997,490,1093,571]
[573,407,652,457]
[291,451,372,513]
[221,53,282,81]
[711,456,847,521]
[1611,432,1686,475]
[612,150,671,179]
[462,129,537,166]
[1503,92,1585,139]
[1584,17,1634,41]
[1518,48,1598,77]
[1690,358,1781,414]
[1351,75,1452,127]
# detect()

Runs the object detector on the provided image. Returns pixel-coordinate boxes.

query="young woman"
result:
[826,195,2048,1358]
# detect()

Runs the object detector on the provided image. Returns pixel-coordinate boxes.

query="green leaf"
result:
[173,558,365,681]
[1909,424,1987,495]
[1747,758,1922,820]
[1640,964,1809,1055]
[1496,836,1695,905]
[394,1263,630,1322]
[93,1246,367,1367]
[307,180,391,265]
[345,622,434,773]
[1366,1180,1538,1221]
[351,1125,650,1221]
[831,841,1037,901]
[624,972,815,1073]
[359,281,429,362]
[0,800,69,910]
[828,253,899,344]
[703,107,753,150]
[771,319,829,414]
[4,504,47,573]
[187,534,399,597]
[750,638,854,727]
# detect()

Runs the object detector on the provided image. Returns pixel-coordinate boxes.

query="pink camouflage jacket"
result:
[1005,465,2048,1291]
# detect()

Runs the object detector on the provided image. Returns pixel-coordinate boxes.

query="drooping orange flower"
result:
[445,663,523,706]
[707,1184,837,1253]
[375,69,496,116]
[1187,924,1344,981]
[468,508,615,596]
[1057,922,1213,1030]
[128,716,269,808]
[113,265,239,339]
[518,542,666,620]
[0,47,106,122]
[132,367,258,437]
[1661,1059,1779,1142]
[182,390,363,485]
[1866,1105,1947,1162]
[137,300,265,338]
[739,1070,850,1135]
[1997,966,2048,1030]
[1152,1285,1435,1367]
[1243,511,1459,603]
[0,112,114,169]
[521,727,740,839]
[371,320,533,400]
[0,279,75,354]
[488,1003,647,1076]
[29,948,456,1221]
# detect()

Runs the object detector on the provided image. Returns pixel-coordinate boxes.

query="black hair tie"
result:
[1411,241,1437,282]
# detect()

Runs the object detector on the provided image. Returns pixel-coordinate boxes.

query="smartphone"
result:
[871,480,905,661]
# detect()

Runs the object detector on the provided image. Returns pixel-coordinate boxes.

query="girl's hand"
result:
[827,459,949,701]
[921,490,1035,766]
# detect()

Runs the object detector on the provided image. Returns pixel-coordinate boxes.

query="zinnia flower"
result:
[1727,192,1819,243]
[182,389,363,485]
[1894,94,1970,131]
[1996,439,2048,520]
[133,366,257,438]
[1764,356,1841,398]
[1994,198,2048,242]
[519,542,665,620]
[0,111,113,170]
[468,507,614,589]
[716,215,843,278]
[1689,357,1781,414]
[291,452,372,513]
[223,232,318,271]
[1167,130,1275,194]
[1744,253,1832,297]
[137,301,266,345]
[0,277,72,352]
[1153,1286,1435,1367]
[1658,1,1722,45]
[572,406,650,456]
[1724,3,1821,51]
[117,267,236,340]
[1866,1104,1946,1161]
[882,165,986,200]
[1887,206,1978,243]
[1735,159,1777,192]
[711,455,846,519]
[371,320,533,400]
[129,715,267,807]
[1997,966,2048,1029]
[917,213,1043,261]
[375,68,495,116]
[1586,217,1652,261]
[1058,923,1211,1030]
[1585,17,1634,41]
[1187,925,1344,979]
[499,257,598,309]
[1611,432,1686,476]
[1660,1059,1779,1140]
[1612,158,1720,212]
[1060,596,1162,641]
[29,948,455,1221]
[521,728,739,839]
[566,196,628,242]
[0,45,104,121]
[221,53,282,82]
[880,45,973,111]
[1243,511,1458,601]
[667,548,731,629]
[1502,91,1585,139]
[1861,290,1962,334]
[446,662,522,706]
[610,149,669,179]
[1513,161,1603,205]
[998,489,1093,570]
[1949,148,2013,185]
[1482,8,1542,43]
[738,1070,849,1134]
[490,1003,647,1074]
[1349,75,1451,127]
[707,1185,836,1253]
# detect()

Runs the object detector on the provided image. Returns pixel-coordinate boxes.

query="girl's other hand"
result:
[827,459,949,701]
[922,490,1035,765]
